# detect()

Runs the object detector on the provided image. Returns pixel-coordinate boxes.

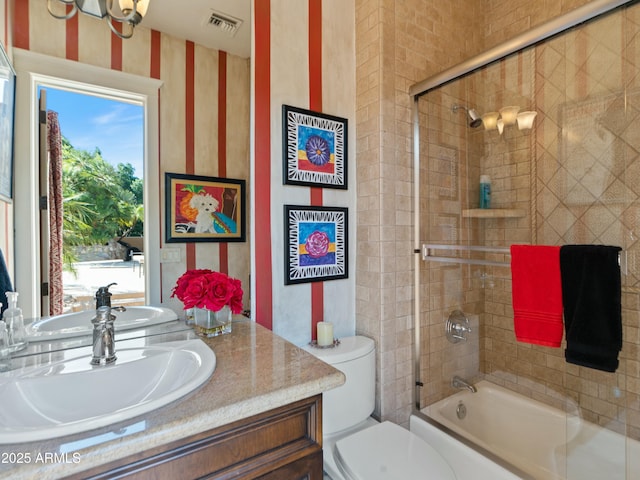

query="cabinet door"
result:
[256,450,323,480]
[68,395,323,480]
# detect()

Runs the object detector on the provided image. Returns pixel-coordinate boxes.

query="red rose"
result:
[181,275,211,309]
[171,268,214,302]
[228,278,244,314]
[200,272,232,311]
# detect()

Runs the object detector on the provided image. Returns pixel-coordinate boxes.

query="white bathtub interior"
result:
[419,380,640,480]
[409,414,523,480]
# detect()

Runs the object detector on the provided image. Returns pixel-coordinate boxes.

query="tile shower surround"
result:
[354,0,602,429]
[416,4,640,441]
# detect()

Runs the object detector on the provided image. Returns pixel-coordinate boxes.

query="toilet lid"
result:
[304,336,374,365]
[334,421,457,480]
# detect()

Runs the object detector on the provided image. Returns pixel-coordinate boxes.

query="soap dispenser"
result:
[0,320,10,372]
[4,292,27,352]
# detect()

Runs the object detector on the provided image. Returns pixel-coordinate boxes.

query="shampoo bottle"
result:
[4,292,27,352]
[479,175,491,209]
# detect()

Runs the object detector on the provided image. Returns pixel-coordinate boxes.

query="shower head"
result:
[467,109,483,128]
[452,104,483,128]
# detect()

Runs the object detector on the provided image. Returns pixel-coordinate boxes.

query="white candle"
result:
[317,322,334,347]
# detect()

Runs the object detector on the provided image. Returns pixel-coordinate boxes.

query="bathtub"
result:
[411,380,640,480]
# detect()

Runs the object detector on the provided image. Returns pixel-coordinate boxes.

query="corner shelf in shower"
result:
[462,208,526,219]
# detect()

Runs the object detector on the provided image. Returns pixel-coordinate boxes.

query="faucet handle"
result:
[445,310,471,344]
[96,282,117,296]
[95,283,117,308]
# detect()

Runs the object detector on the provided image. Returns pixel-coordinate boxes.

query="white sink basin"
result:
[26,306,178,341]
[0,339,216,443]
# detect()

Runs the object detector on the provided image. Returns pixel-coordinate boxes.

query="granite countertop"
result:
[0,319,345,479]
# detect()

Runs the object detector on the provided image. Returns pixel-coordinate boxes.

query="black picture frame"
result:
[284,205,348,284]
[282,105,348,189]
[165,172,246,243]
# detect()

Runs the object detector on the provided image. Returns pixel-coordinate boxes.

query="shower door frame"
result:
[410,0,633,412]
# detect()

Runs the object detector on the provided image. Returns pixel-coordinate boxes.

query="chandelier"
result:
[47,0,150,39]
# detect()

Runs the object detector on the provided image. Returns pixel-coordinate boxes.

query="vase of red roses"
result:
[171,269,243,337]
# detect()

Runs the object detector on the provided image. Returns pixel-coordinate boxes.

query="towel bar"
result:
[421,244,511,267]
[421,244,627,273]
[619,250,627,275]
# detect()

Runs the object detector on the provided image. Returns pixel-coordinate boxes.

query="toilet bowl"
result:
[304,336,456,480]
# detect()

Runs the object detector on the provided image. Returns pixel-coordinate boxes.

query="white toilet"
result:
[305,336,456,480]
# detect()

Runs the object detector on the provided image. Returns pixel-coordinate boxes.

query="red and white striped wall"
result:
[253,0,356,344]
[4,0,355,341]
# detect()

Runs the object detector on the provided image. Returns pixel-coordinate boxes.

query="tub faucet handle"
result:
[446,310,471,343]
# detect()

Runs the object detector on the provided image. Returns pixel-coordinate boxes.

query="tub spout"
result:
[452,375,477,393]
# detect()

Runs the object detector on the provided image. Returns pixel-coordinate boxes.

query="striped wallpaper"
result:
[253,0,356,344]
[3,0,355,344]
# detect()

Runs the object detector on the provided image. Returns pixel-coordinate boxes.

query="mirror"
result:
[9,3,252,325]
[0,42,15,204]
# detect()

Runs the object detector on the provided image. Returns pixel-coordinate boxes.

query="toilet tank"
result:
[304,336,375,435]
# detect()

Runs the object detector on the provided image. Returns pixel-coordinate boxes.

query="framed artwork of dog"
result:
[165,173,246,243]
[282,105,348,189]
[284,205,348,284]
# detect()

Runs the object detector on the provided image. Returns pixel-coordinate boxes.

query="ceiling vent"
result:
[205,10,243,37]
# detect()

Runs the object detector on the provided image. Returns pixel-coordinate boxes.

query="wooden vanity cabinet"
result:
[68,395,324,480]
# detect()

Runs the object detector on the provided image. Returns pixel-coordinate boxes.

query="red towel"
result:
[510,245,563,347]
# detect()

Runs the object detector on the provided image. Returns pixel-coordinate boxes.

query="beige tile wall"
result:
[355,0,486,425]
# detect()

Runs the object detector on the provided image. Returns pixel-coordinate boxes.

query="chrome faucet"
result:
[451,375,477,393]
[90,306,117,366]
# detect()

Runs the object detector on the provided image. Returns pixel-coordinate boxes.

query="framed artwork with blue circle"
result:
[282,105,348,189]
[284,205,348,285]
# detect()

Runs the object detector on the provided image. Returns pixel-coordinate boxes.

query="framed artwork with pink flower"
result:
[165,172,246,243]
[284,205,348,284]
[282,105,348,189]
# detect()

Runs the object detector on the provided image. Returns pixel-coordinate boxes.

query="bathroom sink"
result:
[26,306,178,341]
[0,339,216,443]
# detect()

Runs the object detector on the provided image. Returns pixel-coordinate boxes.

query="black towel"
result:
[0,249,13,315]
[560,245,622,373]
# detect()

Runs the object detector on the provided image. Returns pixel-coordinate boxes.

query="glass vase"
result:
[193,305,232,337]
